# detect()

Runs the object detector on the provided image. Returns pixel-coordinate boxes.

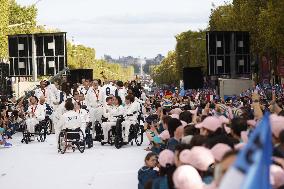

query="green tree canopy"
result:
[175,30,206,79]
[151,51,179,85]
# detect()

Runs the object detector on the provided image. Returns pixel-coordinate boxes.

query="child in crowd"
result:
[0,127,12,147]
[167,118,182,152]
[138,152,158,189]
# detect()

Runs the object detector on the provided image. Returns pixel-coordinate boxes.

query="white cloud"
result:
[16,0,232,58]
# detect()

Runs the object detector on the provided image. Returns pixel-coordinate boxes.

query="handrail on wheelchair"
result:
[126,111,137,117]
[113,115,123,118]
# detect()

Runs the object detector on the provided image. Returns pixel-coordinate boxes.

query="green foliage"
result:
[8,0,37,35]
[0,0,9,59]
[209,3,235,31]
[93,59,134,82]
[257,0,284,55]
[209,0,284,56]
[67,42,96,69]
[151,51,179,85]
[0,0,37,59]
[67,42,134,81]
[130,63,140,74]
[175,30,206,79]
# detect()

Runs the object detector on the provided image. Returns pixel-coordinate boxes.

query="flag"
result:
[219,112,272,189]
[179,87,185,97]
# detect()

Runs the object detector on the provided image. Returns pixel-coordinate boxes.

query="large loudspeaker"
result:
[206,31,250,76]
[8,32,67,76]
[0,63,12,96]
[68,69,93,84]
[183,67,204,89]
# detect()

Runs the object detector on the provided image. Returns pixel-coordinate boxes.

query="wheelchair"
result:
[85,122,94,148]
[93,116,108,142]
[58,128,86,154]
[41,116,53,135]
[102,113,144,149]
[44,104,54,135]
[21,120,48,144]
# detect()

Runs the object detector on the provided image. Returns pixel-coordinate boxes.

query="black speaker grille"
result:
[8,33,67,76]
[183,67,204,90]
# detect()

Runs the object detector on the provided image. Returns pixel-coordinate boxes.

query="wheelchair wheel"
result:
[108,129,115,146]
[86,134,93,148]
[114,120,123,149]
[94,122,103,142]
[46,119,53,135]
[77,130,86,153]
[135,125,144,146]
[37,125,46,142]
[58,132,66,154]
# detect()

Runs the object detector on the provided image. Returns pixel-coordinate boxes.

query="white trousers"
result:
[26,118,39,133]
[89,107,104,123]
[101,121,116,142]
[121,120,136,142]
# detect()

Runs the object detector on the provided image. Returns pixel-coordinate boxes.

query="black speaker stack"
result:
[183,67,204,90]
[8,32,67,77]
[68,69,93,85]
[0,63,12,97]
[206,31,250,76]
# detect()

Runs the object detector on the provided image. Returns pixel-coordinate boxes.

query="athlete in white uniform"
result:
[25,96,45,133]
[86,80,104,123]
[100,81,117,104]
[55,100,82,145]
[101,96,124,143]
[34,81,57,107]
[86,80,102,107]
[121,95,139,143]
[74,102,90,135]
[78,79,90,96]
[116,81,127,105]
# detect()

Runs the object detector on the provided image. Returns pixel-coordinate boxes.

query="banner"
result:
[219,113,272,189]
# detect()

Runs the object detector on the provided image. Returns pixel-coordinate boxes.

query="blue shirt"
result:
[167,138,180,152]
[138,166,158,189]
[152,176,169,189]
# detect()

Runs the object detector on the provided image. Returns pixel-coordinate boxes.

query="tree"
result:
[8,0,37,35]
[0,0,9,59]
[67,42,96,69]
[209,3,236,31]
[0,0,37,59]
[151,51,179,85]
[209,0,284,82]
[175,30,206,79]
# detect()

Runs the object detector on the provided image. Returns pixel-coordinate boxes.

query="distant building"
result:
[103,54,164,74]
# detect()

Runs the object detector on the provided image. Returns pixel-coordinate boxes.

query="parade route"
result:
[0,133,148,189]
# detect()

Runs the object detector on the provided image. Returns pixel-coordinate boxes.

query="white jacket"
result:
[107,105,124,122]
[34,87,57,107]
[100,84,117,103]
[86,87,102,107]
[26,104,45,121]
[124,103,138,121]
[57,110,82,131]
[76,108,90,124]
[117,87,127,104]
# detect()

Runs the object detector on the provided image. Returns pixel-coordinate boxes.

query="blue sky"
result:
[17,0,231,58]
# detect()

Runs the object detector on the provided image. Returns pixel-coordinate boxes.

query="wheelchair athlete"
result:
[74,102,90,136]
[55,99,83,145]
[122,95,140,143]
[25,96,46,134]
[101,96,124,143]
